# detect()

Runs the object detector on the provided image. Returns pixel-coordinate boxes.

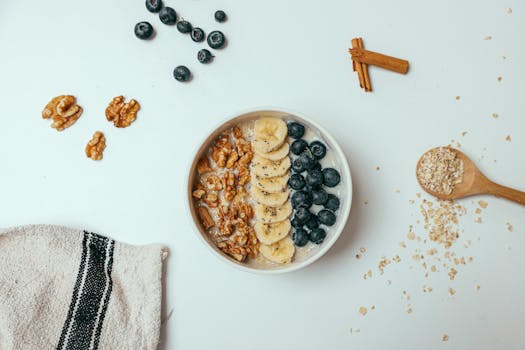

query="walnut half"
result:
[85,131,106,161]
[42,95,83,131]
[105,95,140,128]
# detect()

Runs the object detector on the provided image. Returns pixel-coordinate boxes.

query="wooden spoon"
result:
[416,147,525,205]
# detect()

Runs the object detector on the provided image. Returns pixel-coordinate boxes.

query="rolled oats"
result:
[417,147,464,195]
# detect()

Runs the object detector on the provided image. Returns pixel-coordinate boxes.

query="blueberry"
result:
[306,169,323,188]
[318,209,336,226]
[290,139,308,155]
[312,188,329,205]
[292,228,309,247]
[325,194,340,211]
[323,168,341,187]
[311,162,322,171]
[207,30,225,49]
[177,20,192,33]
[291,190,312,209]
[309,228,326,244]
[291,216,303,229]
[291,158,306,173]
[310,141,327,160]
[191,27,205,42]
[173,65,191,82]
[299,151,316,171]
[145,0,163,13]
[295,207,311,223]
[214,10,227,22]
[159,7,177,25]
[305,215,320,230]
[197,49,213,64]
[288,173,306,190]
[287,122,305,139]
[134,21,154,40]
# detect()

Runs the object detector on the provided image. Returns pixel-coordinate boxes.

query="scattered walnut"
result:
[197,157,212,174]
[105,95,140,128]
[85,131,106,161]
[42,95,83,131]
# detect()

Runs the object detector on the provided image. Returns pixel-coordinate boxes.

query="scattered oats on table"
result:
[455,96,461,100]
[359,307,367,316]
[448,287,456,296]
[497,76,502,82]
[442,334,449,342]
[506,222,513,232]
[505,134,511,142]
[484,35,492,40]
[478,200,488,209]
[492,113,499,118]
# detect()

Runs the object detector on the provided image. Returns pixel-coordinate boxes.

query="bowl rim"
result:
[185,106,353,274]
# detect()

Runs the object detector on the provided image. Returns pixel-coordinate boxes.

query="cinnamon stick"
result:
[351,38,364,88]
[357,38,372,92]
[350,47,409,74]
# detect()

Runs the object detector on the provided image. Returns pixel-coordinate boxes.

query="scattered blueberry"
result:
[207,30,225,49]
[310,141,327,160]
[325,194,340,211]
[191,27,205,42]
[291,158,306,173]
[312,188,329,205]
[197,49,213,63]
[292,228,309,247]
[145,0,163,13]
[306,169,323,188]
[290,139,308,155]
[288,173,306,190]
[305,215,320,230]
[309,228,327,244]
[214,10,227,22]
[173,65,191,82]
[291,216,303,229]
[295,207,311,223]
[177,20,192,33]
[287,122,305,139]
[134,21,154,40]
[159,7,177,25]
[322,168,341,187]
[299,151,316,171]
[318,209,337,226]
[291,190,312,209]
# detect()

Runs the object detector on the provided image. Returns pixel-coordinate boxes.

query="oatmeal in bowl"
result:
[187,109,352,273]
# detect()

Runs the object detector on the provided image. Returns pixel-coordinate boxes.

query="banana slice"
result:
[254,142,290,161]
[252,117,287,153]
[251,155,291,178]
[254,220,291,245]
[259,236,295,264]
[251,172,289,193]
[254,202,292,224]
[251,185,289,207]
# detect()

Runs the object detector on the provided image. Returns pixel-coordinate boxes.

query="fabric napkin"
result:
[0,224,167,350]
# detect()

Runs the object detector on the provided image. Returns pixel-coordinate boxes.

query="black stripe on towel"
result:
[57,231,115,350]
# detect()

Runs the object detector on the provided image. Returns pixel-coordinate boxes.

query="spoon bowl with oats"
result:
[416,146,525,205]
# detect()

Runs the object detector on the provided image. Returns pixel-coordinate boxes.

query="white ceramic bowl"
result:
[186,108,352,274]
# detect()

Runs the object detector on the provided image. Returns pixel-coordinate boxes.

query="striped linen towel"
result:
[0,224,167,350]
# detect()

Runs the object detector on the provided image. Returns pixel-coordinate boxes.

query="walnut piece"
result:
[42,95,83,131]
[105,95,140,128]
[197,157,212,174]
[85,131,106,161]
[198,206,215,230]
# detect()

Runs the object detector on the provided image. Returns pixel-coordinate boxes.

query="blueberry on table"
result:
[312,188,329,205]
[290,139,308,155]
[197,49,213,63]
[318,209,336,226]
[207,30,226,49]
[159,7,177,25]
[309,228,326,244]
[134,22,154,40]
[299,151,316,171]
[325,194,340,211]
[310,140,327,160]
[305,215,320,230]
[295,207,311,223]
[291,216,303,229]
[322,168,341,187]
[306,169,323,188]
[288,173,306,190]
[292,228,309,247]
[291,158,306,173]
[291,190,313,209]
[287,122,305,139]
[191,27,205,42]
[177,20,192,33]
[145,0,163,13]
[214,10,227,22]
[173,65,191,82]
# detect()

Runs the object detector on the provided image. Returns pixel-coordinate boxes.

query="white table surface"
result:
[1,0,524,349]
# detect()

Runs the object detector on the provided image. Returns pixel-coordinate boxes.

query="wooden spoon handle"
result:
[487,181,525,205]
